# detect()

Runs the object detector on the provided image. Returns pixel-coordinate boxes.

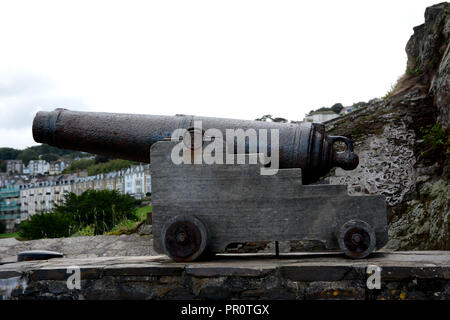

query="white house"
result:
[304,110,340,123]
[123,164,151,198]
[25,160,49,175]
[20,175,75,217]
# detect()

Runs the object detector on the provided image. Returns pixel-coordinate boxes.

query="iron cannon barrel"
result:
[32,109,358,183]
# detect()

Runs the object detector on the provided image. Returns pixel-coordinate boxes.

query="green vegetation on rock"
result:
[406,65,423,77]
[104,205,152,236]
[421,124,449,150]
[419,124,450,163]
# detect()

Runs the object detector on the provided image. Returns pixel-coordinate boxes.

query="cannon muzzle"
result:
[33,109,358,183]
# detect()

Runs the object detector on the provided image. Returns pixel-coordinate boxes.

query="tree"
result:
[315,107,332,112]
[255,114,273,121]
[56,190,139,235]
[40,153,59,162]
[255,115,288,123]
[0,220,6,234]
[19,211,71,239]
[87,159,135,176]
[0,148,21,160]
[331,103,344,114]
[26,144,90,159]
[95,155,110,164]
[0,144,92,164]
[63,158,96,173]
[16,148,39,165]
[272,117,288,123]
[19,189,140,239]
[63,158,135,175]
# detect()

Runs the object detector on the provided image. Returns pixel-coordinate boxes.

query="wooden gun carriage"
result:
[151,139,388,261]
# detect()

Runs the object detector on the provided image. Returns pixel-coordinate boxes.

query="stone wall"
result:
[1,252,449,300]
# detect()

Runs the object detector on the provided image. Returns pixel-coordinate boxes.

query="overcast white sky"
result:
[0,0,441,149]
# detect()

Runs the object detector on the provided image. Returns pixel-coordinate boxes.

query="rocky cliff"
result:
[324,2,449,250]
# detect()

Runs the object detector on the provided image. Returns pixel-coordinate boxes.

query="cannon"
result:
[33,109,388,261]
[32,109,358,184]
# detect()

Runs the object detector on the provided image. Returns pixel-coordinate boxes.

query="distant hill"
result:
[0,144,139,175]
[0,144,92,166]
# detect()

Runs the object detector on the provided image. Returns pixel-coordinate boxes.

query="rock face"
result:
[324,2,450,251]
[412,3,450,127]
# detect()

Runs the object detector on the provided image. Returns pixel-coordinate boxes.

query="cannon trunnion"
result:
[151,140,388,262]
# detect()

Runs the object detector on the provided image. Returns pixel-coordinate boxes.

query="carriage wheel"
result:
[162,216,208,262]
[337,220,376,259]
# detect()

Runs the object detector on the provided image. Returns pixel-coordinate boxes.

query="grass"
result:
[383,83,396,100]
[104,205,152,236]
[0,232,20,239]
[406,65,423,76]
[135,205,152,221]
[71,225,95,237]
[2,205,153,240]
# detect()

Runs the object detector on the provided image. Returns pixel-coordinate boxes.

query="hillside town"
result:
[5,159,71,176]
[0,159,151,230]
